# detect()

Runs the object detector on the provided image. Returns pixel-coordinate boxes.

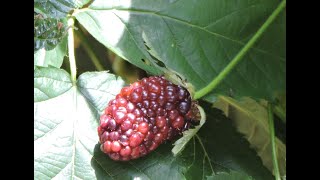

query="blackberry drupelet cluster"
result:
[97,76,196,161]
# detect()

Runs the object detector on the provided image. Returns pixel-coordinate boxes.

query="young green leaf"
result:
[34,16,68,52]
[34,66,72,102]
[213,96,286,177]
[74,0,285,102]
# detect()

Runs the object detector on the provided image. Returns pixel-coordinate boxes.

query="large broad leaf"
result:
[34,72,123,179]
[34,36,67,68]
[34,16,68,52]
[213,96,286,177]
[34,0,90,18]
[34,71,273,179]
[34,66,73,102]
[74,0,286,102]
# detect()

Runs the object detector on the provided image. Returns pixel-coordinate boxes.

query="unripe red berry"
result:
[98,76,197,161]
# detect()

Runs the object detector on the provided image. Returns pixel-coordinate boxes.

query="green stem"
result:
[268,103,281,180]
[75,26,105,71]
[195,134,215,175]
[274,105,286,123]
[194,0,286,100]
[68,17,77,84]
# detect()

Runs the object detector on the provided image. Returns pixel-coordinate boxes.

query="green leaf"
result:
[34,0,90,18]
[74,0,285,102]
[207,171,252,180]
[77,71,126,113]
[34,16,68,52]
[213,96,286,177]
[34,36,67,68]
[34,71,273,179]
[34,87,99,179]
[172,104,206,156]
[195,105,273,180]
[74,3,163,75]
[34,66,73,102]
[34,72,124,179]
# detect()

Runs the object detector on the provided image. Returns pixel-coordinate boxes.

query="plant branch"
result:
[195,134,215,175]
[75,26,104,71]
[268,103,280,180]
[67,17,77,84]
[194,0,286,99]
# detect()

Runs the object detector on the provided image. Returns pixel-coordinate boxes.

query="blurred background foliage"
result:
[62,21,147,84]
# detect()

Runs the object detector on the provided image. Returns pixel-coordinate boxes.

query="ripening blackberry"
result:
[97,76,198,161]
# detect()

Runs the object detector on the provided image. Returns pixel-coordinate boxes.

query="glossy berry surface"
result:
[98,76,195,161]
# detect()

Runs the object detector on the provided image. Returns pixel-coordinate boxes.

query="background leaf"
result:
[213,96,286,176]
[194,105,273,180]
[74,0,286,102]
[207,171,253,180]
[34,16,68,52]
[74,2,163,75]
[34,71,273,179]
[34,36,67,68]
[34,0,90,18]
[34,66,72,102]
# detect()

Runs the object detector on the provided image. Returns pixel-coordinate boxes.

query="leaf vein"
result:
[204,3,261,29]
[162,17,207,84]
[34,116,64,143]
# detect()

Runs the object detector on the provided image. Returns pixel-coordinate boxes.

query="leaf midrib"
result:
[75,7,285,61]
[71,89,78,180]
